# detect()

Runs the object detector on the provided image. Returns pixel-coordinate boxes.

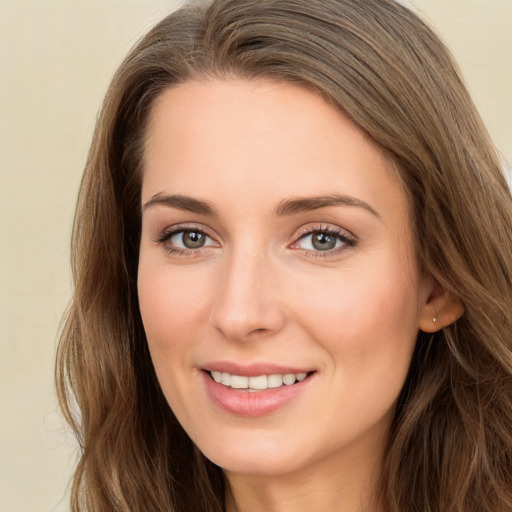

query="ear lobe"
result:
[418,286,465,333]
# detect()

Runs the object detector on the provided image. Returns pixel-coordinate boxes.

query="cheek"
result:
[299,266,418,335]
[137,262,220,433]
[137,263,214,367]
[294,259,420,394]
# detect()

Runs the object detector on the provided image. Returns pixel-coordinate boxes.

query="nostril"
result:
[248,328,267,335]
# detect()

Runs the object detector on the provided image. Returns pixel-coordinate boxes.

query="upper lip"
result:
[202,361,314,376]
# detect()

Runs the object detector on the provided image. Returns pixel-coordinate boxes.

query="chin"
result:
[195,429,309,476]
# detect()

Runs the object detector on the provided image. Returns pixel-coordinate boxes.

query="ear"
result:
[418,281,465,333]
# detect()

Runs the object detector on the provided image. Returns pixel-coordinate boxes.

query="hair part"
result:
[57,1,512,510]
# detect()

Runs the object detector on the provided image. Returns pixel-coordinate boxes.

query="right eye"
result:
[170,230,210,249]
[155,226,218,254]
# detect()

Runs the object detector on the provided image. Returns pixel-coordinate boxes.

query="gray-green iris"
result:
[182,231,205,248]
[312,232,337,251]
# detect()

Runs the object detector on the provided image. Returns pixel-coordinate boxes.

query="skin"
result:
[137,79,458,512]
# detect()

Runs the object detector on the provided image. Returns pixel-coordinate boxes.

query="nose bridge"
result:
[210,243,284,341]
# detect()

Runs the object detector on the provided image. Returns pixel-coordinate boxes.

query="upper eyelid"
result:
[153,224,216,245]
[293,223,356,240]
[159,223,215,237]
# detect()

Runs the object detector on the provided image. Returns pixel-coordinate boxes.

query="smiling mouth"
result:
[206,370,313,391]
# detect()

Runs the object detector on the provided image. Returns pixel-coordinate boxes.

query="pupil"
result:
[312,232,336,251]
[183,231,205,249]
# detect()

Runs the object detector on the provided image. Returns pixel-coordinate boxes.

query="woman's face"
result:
[138,79,432,477]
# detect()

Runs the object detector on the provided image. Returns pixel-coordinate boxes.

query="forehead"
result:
[142,78,406,219]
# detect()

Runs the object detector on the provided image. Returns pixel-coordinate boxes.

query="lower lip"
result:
[202,371,314,417]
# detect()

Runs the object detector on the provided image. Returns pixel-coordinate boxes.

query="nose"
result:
[209,248,286,342]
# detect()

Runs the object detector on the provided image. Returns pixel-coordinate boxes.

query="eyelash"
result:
[154,224,357,258]
[293,225,357,258]
[154,225,213,256]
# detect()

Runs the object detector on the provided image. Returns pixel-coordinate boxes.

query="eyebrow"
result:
[143,193,217,215]
[142,192,380,219]
[274,194,380,218]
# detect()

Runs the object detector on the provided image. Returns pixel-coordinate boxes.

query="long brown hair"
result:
[56,1,512,510]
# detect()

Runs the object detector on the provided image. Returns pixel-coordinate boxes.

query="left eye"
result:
[169,230,215,249]
[297,231,348,251]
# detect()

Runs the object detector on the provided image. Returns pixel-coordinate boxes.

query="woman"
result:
[56,0,512,511]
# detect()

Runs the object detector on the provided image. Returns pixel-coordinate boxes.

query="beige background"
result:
[0,1,510,511]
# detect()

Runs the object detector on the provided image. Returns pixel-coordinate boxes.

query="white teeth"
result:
[282,374,296,385]
[248,375,268,390]
[210,371,309,390]
[230,375,249,389]
[267,374,283,388]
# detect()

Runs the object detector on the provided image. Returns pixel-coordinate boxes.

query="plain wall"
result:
[0,1,510,511]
